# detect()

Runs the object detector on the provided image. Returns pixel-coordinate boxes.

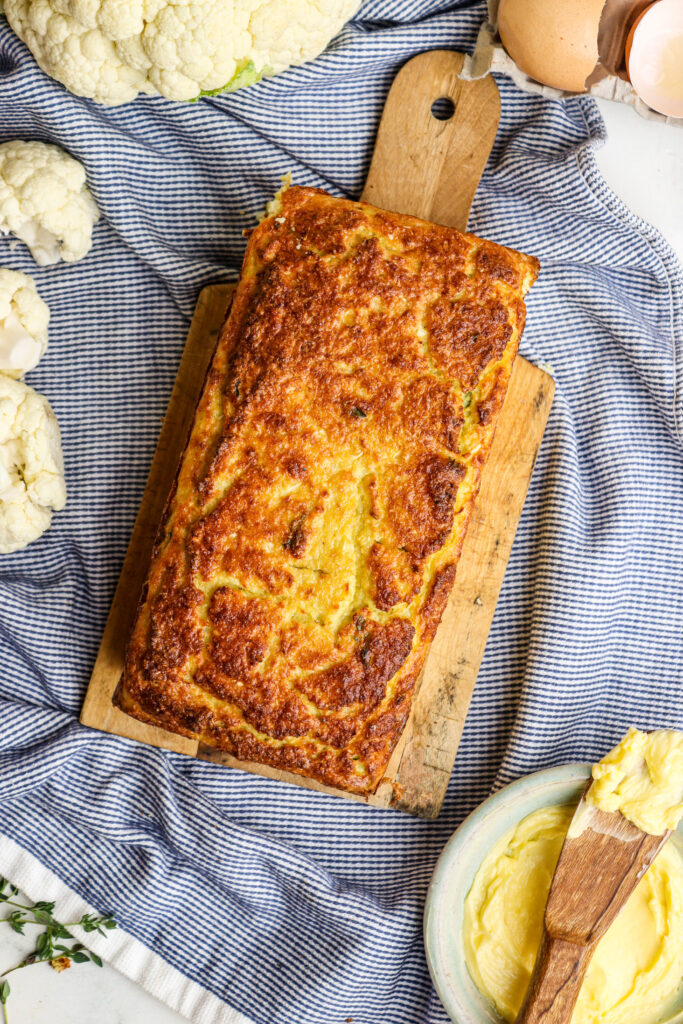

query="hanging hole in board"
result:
[430,96,455,121]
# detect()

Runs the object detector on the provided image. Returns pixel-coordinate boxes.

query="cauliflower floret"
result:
[0,140,100,266]
[0,375,66,553]
[0,268,50,378]
[4,0,360,105]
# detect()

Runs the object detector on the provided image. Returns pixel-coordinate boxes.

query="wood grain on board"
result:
[80,50,554,817]
[362,50,500,230]
[80,286,232,757]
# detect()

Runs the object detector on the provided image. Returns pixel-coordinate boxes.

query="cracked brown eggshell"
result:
[498,0,607,92]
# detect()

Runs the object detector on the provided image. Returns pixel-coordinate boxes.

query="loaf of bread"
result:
[114,185,539,794]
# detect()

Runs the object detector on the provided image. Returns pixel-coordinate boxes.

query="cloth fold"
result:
[0,2,681,1022]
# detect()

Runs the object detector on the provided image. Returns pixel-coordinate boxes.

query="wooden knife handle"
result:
[515,932,593,1024]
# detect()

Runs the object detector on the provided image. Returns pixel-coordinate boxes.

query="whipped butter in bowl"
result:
[424,730,683,1024]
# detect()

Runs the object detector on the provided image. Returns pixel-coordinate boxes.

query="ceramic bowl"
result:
[423,763,683,1024]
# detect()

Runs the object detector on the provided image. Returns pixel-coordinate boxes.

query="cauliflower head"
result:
[4,0,360,105]
[0,268,50,378]
[0,140,100,266]
[0,375,66,553]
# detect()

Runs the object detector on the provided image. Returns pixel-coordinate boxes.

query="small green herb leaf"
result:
[90,952,103,968]
[0,980,9,1003]
[351,406,367,418]
[0,879,18,904]
[463,391,472,409]
[7,913,25,935]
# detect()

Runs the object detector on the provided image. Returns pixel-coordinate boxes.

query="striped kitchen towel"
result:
[0,1,681,1022]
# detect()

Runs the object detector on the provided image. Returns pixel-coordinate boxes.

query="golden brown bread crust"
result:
[114,186,539,794]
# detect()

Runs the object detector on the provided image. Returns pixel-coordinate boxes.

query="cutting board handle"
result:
[362,50,500,231]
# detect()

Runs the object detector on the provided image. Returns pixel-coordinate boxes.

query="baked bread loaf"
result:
[115,186,539,794]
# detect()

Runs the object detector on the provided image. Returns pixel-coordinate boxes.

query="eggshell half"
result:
[499,0,607,92]
[626,0,683,117]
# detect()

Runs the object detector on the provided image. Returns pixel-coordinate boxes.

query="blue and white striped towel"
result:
[0,2,681,1022]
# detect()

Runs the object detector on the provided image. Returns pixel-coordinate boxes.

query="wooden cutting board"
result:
[81,50,554,818]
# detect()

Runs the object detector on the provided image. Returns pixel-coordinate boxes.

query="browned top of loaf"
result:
[115,185,539,794]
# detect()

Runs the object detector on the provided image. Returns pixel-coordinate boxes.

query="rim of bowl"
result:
[424,763,591,1024]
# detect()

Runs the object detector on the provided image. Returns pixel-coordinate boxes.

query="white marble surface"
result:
[0,889,186,1024]
[594,98,683,264]
[1,97,681,1024]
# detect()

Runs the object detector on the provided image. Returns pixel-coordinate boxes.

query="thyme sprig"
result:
[0,876,117,1023]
